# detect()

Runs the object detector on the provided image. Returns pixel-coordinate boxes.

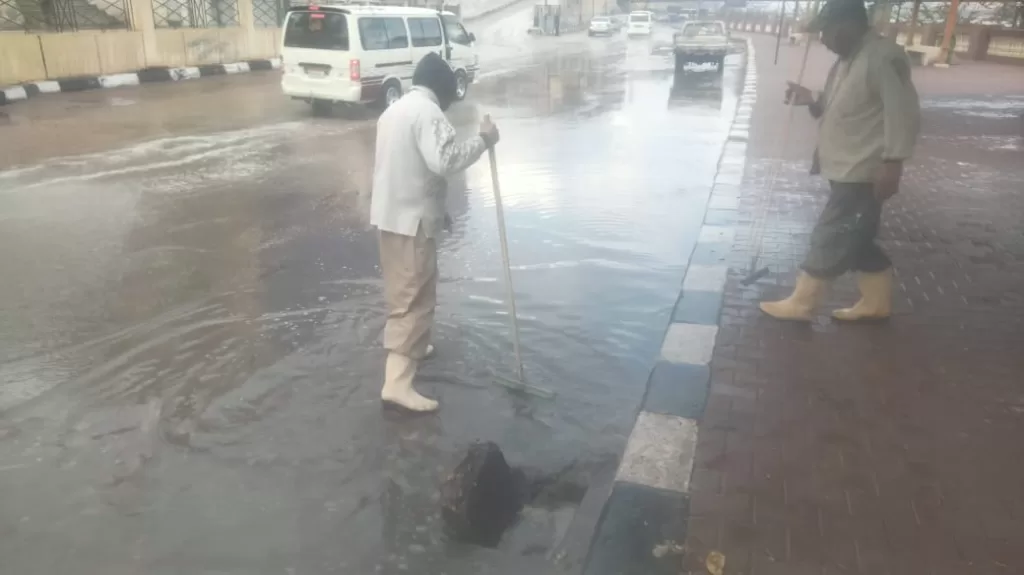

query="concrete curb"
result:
[581,39,757,575]
[0,58,281,107]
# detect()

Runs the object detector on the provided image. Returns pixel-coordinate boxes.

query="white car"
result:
[674,21,731,73]
[627,11,653,37]
[280,5,478,114]
[588,16,614,37]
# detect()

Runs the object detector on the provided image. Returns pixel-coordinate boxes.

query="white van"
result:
[280,5,479,114]
[627,10,653,37]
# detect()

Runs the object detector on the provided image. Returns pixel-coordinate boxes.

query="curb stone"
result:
[581,38,757,575]
[0,58,281,106]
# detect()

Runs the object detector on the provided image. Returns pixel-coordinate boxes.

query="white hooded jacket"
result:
[370,86,488,238]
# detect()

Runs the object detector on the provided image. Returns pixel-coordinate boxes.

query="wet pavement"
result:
[684,35,1024,575]
[0,10,744,574]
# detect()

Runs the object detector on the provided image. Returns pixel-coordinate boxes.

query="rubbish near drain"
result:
[439,441,591,549]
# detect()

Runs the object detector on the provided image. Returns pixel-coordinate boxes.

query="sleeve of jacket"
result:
[874,48,920,161]
[415,107,488,177]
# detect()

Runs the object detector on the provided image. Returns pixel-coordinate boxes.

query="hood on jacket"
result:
[412,53,457,111]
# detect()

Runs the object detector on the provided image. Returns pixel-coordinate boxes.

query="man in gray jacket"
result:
[371,53,499,413]
[760,0,919,322]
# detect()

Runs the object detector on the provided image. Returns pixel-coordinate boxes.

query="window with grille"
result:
[152,0,238,29]
[252,0,279,28]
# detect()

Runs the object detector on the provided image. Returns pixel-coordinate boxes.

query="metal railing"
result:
[252,0,280,27]
[152,0,238,28]
[1,0,131,32]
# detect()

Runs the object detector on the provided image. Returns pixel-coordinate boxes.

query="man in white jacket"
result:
[371,53,500,413]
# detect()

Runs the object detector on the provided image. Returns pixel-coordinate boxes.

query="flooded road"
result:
[0,15,744,574]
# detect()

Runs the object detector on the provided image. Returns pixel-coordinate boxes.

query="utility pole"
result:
[938,0,960,65]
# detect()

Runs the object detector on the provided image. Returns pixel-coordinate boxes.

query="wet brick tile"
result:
[683,34,1024,575]
[583,482,690,575]
[643,361,710,420]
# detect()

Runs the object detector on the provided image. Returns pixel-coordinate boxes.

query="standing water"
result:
[0,37,742,574]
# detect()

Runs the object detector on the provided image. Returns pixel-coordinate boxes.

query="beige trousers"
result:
[379,227,437,360]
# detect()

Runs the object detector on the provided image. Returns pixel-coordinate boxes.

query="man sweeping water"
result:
[760,0,920,322]
[371,53,500,413]
[370,53,497,409]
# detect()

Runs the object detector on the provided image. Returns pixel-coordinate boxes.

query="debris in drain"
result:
[705,550,726,575]
[440,441,526,547]
[651,540,687,559]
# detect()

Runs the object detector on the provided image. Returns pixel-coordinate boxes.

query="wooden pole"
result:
[938,0,961,65]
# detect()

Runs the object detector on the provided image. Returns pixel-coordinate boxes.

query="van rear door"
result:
[282,9,352,81]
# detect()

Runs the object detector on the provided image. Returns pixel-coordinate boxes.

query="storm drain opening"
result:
[439,441,594,551]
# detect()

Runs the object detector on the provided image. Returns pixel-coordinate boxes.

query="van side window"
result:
[384,18,409,48]
[359,17,408,50]
[408,17,443,47]
[441,15,470,45]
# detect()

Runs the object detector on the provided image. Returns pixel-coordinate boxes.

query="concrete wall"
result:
[0,33,47,85]
[0,0,280,86]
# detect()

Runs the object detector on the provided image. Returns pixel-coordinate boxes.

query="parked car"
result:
[673,20,730,73]
[280,5,478,114]
[588,16,614,37]
[627,10,653,37]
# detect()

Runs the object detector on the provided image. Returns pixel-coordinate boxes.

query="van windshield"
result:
[629,13,650,23]
[284,11,350,51]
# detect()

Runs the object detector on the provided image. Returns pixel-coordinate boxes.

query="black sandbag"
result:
[440,441,525,547]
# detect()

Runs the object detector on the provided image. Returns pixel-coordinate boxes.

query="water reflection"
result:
[669,69,726,110]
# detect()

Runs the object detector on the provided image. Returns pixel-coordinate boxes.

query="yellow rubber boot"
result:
[759,272,828,321]
[832,269,892,321]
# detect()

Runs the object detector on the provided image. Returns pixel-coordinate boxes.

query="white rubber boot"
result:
[832,269,892,321]
[759,272,828,321]
[381,352,439,413]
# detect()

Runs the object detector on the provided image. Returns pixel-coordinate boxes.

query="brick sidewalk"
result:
[683,36,1024,575]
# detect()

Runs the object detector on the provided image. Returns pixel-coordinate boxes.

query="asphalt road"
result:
[0,11,744,575]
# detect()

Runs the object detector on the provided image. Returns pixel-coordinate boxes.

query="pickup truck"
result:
[673,20,730,73]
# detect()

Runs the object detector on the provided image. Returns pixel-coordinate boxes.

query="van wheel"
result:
[381,81,403,108]
[311,99,332,116]
[454,71,469,101]
[715,56,726,74]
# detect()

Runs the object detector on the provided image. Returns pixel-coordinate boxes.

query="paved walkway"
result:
[683,35,1024,574]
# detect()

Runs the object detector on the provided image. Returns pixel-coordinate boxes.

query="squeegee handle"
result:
[488,144,525,382]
